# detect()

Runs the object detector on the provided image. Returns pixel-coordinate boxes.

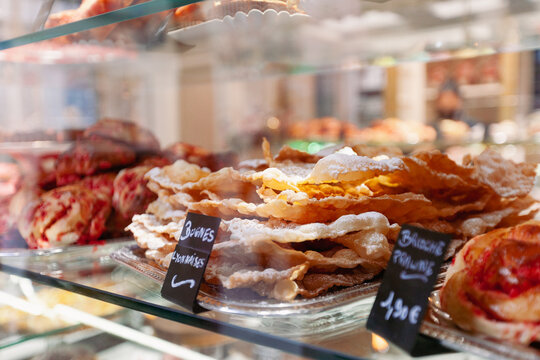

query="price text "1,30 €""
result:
[380,291,422,325]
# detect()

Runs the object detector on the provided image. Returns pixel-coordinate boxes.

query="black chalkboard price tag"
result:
[161,212,221,313]
[367,225,451,353]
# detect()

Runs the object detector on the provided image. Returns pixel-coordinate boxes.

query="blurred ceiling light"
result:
[322,11,404,35]
[352,11,405,31]
[429,0,507,20]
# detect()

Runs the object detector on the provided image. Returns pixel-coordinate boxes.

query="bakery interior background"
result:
[2,0,540,164]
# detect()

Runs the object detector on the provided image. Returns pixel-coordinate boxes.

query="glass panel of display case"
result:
[0,2,539,360]
[0,0,198,48]
[0,254,453,360]
[0,1,540,66]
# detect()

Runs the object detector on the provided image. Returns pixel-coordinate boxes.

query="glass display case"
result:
[1,1,539,359]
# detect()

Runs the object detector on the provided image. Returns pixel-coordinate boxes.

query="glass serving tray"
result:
[113,245,452,330]
[112,245,381,316]
[113,245,452,317]
[421,291,540,360]
[112,245,387,338]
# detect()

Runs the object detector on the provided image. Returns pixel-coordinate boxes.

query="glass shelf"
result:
[0,0,200,50]
[0,250,452,360]
[0,323,83,350]
[2,0,540,78]
[0,269,130,352]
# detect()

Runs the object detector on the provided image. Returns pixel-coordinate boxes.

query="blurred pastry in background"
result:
[346,118,436,144]
[57,119,162,186]
[288,117,343,142]
[165,142,238,171]
[164,142,211,166]
[111,157,171,229]
[45,0,137,42]
[56,139,136,186]
[45,0,170,44]
[83,118,161,155]
[439,119,470,141]
[288,117,436,144]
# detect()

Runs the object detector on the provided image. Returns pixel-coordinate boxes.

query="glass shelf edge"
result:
[0,0,202,51]
[0,324,83,350]
[0,262,368,360]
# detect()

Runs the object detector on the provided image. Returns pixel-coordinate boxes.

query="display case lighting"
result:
[53,305,216,360]
[371,333,389,353]
[429,0,507,20]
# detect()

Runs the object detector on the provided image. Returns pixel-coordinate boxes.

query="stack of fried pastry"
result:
[128,141,537,300]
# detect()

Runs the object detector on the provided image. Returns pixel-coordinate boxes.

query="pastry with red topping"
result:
[56,139,136,186]
[5,117,241,249]
[8,153,58,190]
[21,174,114,249]
[56,119,161,185]
[83,118,160,154]
[112,157,170,226]
[440,221,540,344]
[45,0,136,42]
[45,0,172,44]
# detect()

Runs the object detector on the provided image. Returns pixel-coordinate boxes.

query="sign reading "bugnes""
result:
[161,212,221,313]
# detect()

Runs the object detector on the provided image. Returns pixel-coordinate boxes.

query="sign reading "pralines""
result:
[367,225,451,353]
[161,212,221,313]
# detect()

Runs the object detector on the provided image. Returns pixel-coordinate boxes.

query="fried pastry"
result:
[130,141,537,301]
[145,144,536,236]
[128,211,397,300]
